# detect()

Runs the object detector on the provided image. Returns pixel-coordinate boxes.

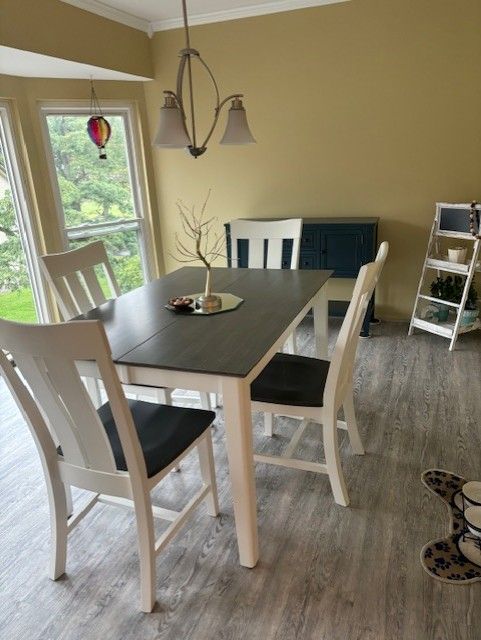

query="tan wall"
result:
[0,74,164,276]
[144,0,481,320]
[0,0,152,78]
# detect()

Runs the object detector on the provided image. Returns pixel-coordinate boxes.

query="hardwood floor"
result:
[1,319,480,639]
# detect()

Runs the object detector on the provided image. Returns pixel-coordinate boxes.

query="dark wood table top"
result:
[78,267,331,378]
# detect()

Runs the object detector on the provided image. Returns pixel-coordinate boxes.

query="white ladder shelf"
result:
[408,202,481,351]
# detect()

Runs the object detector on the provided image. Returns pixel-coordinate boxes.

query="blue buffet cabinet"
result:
[225,217,379,336]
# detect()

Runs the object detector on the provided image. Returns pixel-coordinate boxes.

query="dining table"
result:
[77,266,332,568]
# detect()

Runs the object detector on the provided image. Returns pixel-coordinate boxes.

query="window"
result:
[41,104,153,294]
[0,104,47,322]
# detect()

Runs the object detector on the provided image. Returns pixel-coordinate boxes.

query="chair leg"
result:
[264,413,274,437]
[133,495,157,613]
[197,431,219,517]
[323,413,350,507]
[343,386,365,455]
[199,392,211,410]
[47,476,69,580]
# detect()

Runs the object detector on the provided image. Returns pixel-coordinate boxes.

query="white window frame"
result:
[39,101,155,283]
[0,102,49,322]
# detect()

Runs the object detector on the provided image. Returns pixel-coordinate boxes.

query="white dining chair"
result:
[39,241,211,412]
[229,218,303,433]
[229,218,303,271]
[0,317,219,613]
[228,218,303,429]
[250,242,389,507]
[229,218,302,353]
[229,218,303,354]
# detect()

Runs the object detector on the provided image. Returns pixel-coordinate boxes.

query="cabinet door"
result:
[300,228,319,252]
[320,226,364,277]
[299,253,319,269]
[297,226,320,269]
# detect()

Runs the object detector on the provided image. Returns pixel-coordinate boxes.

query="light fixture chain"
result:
[182,0,190,49]
[90,79,103,117]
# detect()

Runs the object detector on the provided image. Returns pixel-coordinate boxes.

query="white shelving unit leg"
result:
[448,238,480,351]
[408,217,437,336]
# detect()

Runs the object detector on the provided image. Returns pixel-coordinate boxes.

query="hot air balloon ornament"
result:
[87,80,111,159]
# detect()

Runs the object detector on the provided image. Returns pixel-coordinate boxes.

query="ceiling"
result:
[61,0,349,33]
[0,46,151,80]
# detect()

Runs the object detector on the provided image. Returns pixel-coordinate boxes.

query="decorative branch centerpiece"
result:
[171,191,226,311]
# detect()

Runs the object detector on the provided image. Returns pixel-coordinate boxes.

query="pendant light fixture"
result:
[153,0,255,158]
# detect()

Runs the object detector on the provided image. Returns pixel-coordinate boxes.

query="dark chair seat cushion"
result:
[58,401,215,478]
[251,353,330,407]
[99,401,215,478]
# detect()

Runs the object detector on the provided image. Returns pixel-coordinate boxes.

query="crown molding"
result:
[61,0,349,35]
[151,0,350,32]
[61,0,151,33]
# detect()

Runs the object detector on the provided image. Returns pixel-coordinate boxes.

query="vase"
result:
[448,247,467,264]
[460,307,479,327]
[196,267,221,310]
[434,303,450,322]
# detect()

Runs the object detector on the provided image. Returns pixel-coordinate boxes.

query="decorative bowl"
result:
[167,296,193,309]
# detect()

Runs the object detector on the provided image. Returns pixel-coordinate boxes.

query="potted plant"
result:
[450,275,479,326]
[429,275,479,325]
[429,276,453,321]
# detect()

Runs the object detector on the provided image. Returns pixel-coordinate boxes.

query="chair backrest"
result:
[0,318,146,486]
[40,241,120,319]
[229,218,303,269]
[374,240,389,277]
[324,241,389,410]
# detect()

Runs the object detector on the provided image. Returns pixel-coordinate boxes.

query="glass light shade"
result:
[220,100,256,145]
[153,101,191,148]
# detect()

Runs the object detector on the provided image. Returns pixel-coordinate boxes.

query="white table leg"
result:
[221,376,259,568]
[313,286,329,359]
